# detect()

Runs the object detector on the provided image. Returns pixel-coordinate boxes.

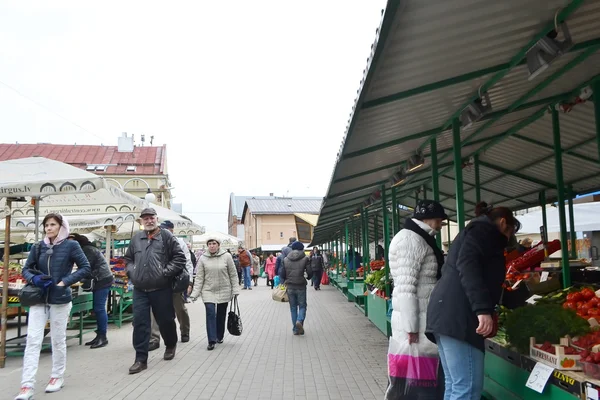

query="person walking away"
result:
[251,250,260,286]
[280,241,312,335]
[147,221,193,350]
[16,214,91,400]
[264,253,277,288]
[275,237,296,277]
[238,246,253,290]
[68,233,114,349]
[231,251,242,285]
[426,202,521,400]
[309,247,325,290]
[190,237,240,350]
[385,200,447,399]
[124,208,187,374]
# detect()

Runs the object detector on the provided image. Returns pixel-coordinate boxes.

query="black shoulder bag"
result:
[227,295,243,336]
[160,230,190,293]
[19,243,46,307]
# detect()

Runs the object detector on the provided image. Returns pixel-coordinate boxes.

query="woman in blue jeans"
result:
[279,241,312,335]
[68,234,114,349]
[426,203,520,400]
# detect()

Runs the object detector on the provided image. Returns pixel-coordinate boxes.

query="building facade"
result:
[241,197,322,250]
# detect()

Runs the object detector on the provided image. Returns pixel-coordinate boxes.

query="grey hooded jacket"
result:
[280,250,312,290]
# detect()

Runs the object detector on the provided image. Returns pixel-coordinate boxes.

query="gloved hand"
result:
[32,275,53,289]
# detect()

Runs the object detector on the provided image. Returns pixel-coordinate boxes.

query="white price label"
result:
[587,383,599,400]
[526,362,554,393]
[540,271,549,282]
[525,294,543,305]
[371,288,378,295]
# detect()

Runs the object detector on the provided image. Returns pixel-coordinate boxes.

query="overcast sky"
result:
[0,0,387,232]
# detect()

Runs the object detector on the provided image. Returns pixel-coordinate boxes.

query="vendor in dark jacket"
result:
[280,241,312,335]
[124,208,187,375]
[426,202,521,400]
[68,233,114,349]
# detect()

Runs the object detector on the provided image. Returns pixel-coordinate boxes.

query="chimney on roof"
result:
[269,193,273,197]
[118,132,134,153]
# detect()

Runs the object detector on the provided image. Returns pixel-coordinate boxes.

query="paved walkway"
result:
[0,282,389,400]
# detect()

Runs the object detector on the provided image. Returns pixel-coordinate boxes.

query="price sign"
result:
[526,362,554,393]
[587,385,599,400]
[371,288,378,295]
[511,279,523,290]
[540,271,550,282]
[525,294,543,305]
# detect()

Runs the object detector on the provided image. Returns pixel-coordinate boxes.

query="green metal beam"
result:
[477,160,554,188]
[540,191,548,243]
[381,185,391,297]
[594,81,600,163]
[512,134,599,165]
[567,186,577,259]
[552,107,571,287]
[343,92,572,161]
[360,37,600,111]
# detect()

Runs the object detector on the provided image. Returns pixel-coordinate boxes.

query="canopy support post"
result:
[33,197,40,242]
[540,191,549,258]
[344,222,350,280]
[381,185,391,298]
[391,187,399,234]
[431,137,442,248]
[474,155,481,203]
[452,118,466,231]
[1,199,12,368]
[364,207,370,269]
[552,107,571,287]
[568,186,577,259]
[593,80,600,163]
[374,215,379,255]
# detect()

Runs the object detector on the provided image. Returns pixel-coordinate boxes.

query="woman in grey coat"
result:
[190,237,239,350]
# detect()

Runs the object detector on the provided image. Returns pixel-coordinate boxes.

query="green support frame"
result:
[452,118,465,231]
[567,186,577,260]
[552,107,571,287]
[381,185,391,297]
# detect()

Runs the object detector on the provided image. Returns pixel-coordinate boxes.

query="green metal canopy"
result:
[313,0,600,245]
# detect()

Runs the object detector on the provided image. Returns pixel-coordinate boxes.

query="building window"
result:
[297,224,311,243]
[267,232,271,240]
[280,232,283,238]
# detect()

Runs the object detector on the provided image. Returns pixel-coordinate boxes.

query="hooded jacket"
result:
[190,248,240,303]
[426,215,508,352]
[124,228,187,291]
[280,250,312,290]
[22,218,91,305]
[275,246,292,276]
[81,244,115,290]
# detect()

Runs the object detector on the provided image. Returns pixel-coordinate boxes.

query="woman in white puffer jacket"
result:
[385,200,446,400]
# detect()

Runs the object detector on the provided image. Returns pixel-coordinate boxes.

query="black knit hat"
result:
[414,200,448,220]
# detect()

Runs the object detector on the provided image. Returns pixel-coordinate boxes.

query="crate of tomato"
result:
[563,287,600,320]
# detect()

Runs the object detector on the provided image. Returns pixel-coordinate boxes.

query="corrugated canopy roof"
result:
[313,0,600,245]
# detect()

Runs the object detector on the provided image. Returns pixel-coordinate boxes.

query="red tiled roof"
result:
[0,143,167,175]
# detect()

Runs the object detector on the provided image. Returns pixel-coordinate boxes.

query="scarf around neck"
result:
[404,217,445,279]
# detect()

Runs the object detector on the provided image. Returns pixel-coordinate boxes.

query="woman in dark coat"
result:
[68,233,114,349]
[425,202,520,400]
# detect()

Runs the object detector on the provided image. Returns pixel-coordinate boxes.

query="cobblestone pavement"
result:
[0,281,389,400]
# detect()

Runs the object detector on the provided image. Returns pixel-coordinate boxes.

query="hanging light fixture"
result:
[407,152,425,172]
[526,22,573,81]
[460,91,492,129]
[390,170,407,187]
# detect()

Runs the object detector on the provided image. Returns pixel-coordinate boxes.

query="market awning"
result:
[518,202,600,234]
[294,213,318,226]
[313,0,600,245]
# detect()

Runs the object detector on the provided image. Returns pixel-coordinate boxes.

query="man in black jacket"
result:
[125,208,187,374]
[280,241,312,335]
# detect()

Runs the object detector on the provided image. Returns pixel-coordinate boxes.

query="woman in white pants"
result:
[16,214,91,400]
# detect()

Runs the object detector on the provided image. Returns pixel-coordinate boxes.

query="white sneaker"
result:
[15,387,34,400]
[45,377,64,393]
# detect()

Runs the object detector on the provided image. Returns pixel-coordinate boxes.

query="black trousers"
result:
[133,287,177,362]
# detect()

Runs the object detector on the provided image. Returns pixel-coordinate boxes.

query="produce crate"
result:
[530,337,581,371]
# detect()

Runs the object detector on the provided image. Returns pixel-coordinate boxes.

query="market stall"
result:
[0,157,107,367]
[309,0,600,398]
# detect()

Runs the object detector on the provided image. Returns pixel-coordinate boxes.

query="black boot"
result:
[90,334,108,349]
[85,331,99,346]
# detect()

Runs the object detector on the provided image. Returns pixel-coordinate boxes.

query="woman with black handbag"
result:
[15,214,91,400]
[68,233,114,349]
[190,236,239,350]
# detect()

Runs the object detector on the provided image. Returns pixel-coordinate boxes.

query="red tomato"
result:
[589,308,600,318]
[565,301,577,310]
[590,297,600,307]
[582,288,596,301]
[568,293,584,302]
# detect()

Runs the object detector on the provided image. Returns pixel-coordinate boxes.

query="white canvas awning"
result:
[518,202,600,234]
